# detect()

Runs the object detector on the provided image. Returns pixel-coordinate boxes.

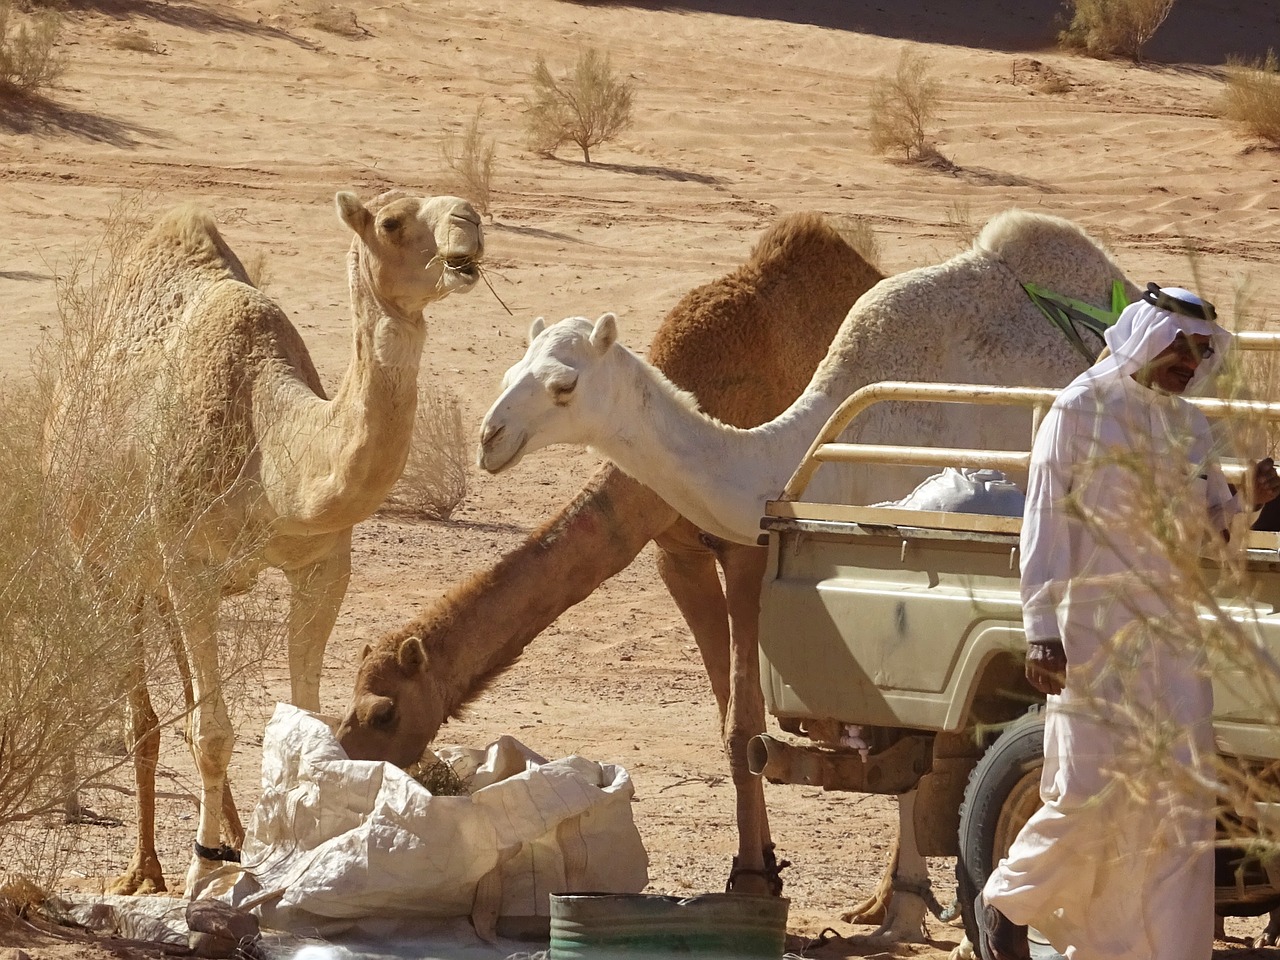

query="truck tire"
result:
[956,708,1062,960]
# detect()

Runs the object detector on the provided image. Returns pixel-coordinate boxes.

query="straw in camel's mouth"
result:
[443,255,480,282]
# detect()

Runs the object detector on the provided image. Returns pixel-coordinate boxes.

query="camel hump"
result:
[140,204,253,285]
[974,209,1110,276]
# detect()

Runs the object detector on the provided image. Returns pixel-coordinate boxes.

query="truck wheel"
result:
[956,709,1062,960]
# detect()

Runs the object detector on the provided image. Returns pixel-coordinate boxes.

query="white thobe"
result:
[983,368,1239,960]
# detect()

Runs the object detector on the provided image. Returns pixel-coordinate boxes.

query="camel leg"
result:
[718,542,779,895]
[657,527,777,892]
[842,836,897,925]
[283,535,351,714]
[108,597,167,895]
[166,572,235,897]
[655,528,731,718]
[847,789,930,944]
[160,595,244,849]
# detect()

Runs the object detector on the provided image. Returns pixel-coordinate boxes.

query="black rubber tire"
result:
[956,708,1047,960]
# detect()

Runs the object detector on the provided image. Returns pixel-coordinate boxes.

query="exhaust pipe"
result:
[747,733,930,794]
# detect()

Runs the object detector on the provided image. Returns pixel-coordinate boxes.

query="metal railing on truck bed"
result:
[762,330,1280,552]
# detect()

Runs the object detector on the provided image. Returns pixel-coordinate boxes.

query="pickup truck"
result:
[748,356,1280,954]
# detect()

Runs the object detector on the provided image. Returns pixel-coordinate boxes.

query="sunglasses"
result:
[1169,334,1215,362]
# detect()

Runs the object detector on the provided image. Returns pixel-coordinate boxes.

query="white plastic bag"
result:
[876,467,1025,517]
[213,704,648,940]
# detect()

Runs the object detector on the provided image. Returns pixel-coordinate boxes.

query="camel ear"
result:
[397,635,428,675]
[335,191,372,235]
[590,312,618,352]
[528,316,546,344]
[359,642,372,662]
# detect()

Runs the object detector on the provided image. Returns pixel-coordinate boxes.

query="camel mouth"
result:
[443,256,480,283]
[479,433,526,474]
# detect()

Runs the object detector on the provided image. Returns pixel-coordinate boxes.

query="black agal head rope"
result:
[1141,282,1216,323]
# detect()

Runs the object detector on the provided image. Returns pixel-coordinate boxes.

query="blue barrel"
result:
[549,892,789,959]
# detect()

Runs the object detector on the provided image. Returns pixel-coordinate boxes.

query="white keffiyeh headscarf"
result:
[1089,283,1230,391]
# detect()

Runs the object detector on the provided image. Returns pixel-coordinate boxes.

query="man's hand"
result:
[1026,639,1066,695]
[1251,458,1280,509]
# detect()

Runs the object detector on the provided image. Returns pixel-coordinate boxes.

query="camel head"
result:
[336,634,444,768]
[477,313,621,473]
[335,190,484,318]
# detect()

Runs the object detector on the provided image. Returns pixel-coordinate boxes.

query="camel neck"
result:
[591,346,841,544]
[267,248,426,531]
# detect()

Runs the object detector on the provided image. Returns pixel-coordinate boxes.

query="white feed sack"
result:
[208,704,648,940]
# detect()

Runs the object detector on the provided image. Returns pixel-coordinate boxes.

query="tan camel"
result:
[44,190,483,896]
[336,212,884,900]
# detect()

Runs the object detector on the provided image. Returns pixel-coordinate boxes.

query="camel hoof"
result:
[950,935,977,960]
[107,862,167,896]
[841,897,889,925]
[844,892,929,945]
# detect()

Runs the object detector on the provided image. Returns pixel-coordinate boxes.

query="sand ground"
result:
[2,1,1280,958]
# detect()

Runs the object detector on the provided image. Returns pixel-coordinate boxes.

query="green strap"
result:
[1023,280,1129,362]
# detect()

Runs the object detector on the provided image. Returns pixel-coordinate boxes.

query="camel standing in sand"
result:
[337,212,883,899]
[45,190,483,895]
[471,209,1130,937]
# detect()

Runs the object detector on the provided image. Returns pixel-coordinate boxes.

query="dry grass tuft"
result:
[1058,0,1176,60]
[1222,50,1280,149]
[827,214,881,270]
[524,47,634,164]
[110,27,163,55]
[868,48,944,164]
[407,754,471,796]
[304,5,369,38]
[0,0,64,95]
[380,378,470,520]
[944,197,979,250]
[441,102,497,220]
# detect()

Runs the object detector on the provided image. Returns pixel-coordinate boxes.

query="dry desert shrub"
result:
[110,27,163,55]
[1222,50,1280,148]
[524,47,634,164]
[827,214,881,270]
[304,5,368,38]
[380,378,470,520]
[868,49,944,164]
[1058,0,1176,60]
[441,102,496,220]
[0,0,64,95]
[0,196,280,884]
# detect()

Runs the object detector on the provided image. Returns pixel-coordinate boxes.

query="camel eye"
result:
[380,216,401,233]
[366,697,397,730]
[550,379,577,404]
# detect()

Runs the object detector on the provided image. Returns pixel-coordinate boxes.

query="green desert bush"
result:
[1058,0,1176,60]
[868,49,943,164]
[524,47,634,163]
[0,0,64,94]
[1222,50,1280,148]
[441,103,496,220]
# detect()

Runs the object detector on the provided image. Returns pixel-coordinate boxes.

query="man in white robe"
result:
[978,284,1280,960]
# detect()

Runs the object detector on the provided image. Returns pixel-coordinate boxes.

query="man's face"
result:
[1139,332,1214,394]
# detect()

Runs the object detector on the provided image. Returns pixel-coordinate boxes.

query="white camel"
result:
[45,190,483,896]
[478,208,1136,943]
